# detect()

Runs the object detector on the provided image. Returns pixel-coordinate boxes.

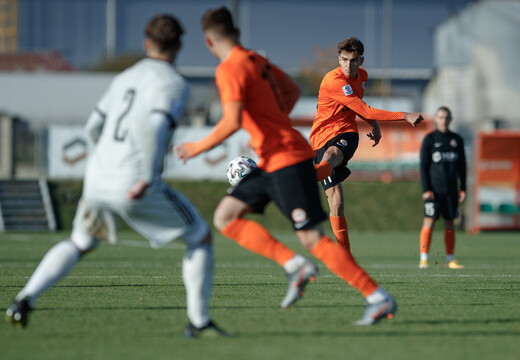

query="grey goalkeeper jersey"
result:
[83,58,189,203]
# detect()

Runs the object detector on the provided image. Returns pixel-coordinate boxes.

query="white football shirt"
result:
[83,58,189,202]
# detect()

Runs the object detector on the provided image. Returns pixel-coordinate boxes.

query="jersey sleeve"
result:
[346,97,404,121]
[152,79,189,128]
[139,112,171,183]
[216,63,246,103]
[457,135,467,191]
[420,135,433,192]
[323,76,361,107]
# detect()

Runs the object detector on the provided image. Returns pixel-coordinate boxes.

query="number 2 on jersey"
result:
[114,89,136,141]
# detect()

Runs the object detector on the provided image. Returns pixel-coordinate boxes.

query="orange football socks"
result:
[330,214,350,251]
[221,218,295,267]
[419,226,432,255]
[445,228,455,256]
[311,235,378,297]
[314,161,332,182]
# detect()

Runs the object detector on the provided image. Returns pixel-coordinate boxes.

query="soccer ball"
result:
[226,156,257,186]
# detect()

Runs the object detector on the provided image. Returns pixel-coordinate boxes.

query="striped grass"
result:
[1,230,519,360]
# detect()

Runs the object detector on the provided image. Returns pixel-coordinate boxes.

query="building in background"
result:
[1,0,475,126]
[424,0,520,131]
[0,0,17,53]
[8,0,520,186]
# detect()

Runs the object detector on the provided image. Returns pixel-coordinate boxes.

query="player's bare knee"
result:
[296,227,323,251]
[214,196,250,231]
[213,209,234,231]
[69,234,98,255]
[422,217,435,229]
[323,146,344,168]
[445,219,455,230]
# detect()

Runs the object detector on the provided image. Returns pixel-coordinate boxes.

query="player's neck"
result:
[146,50,176,64]
[215,40,240,61]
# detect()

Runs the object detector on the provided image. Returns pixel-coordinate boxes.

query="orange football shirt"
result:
[216,45,314,172]
[309,67,404,150]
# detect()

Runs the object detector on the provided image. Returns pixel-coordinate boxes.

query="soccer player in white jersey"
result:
[5,14,227,338]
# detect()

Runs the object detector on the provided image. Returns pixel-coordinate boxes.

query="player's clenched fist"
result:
[404,112,424,127]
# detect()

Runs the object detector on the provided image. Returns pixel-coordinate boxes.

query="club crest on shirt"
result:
[450,139,457,147]
[342,84,353,96]
[362,82,366,89]
[291,208,308,224]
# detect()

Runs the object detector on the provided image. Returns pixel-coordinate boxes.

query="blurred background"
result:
[0,0,519,233]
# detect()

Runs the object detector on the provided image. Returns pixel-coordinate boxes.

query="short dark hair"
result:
[201,7,239,38]
[437,106,452,120]
[337,37,364,56]
[144,14,184,53]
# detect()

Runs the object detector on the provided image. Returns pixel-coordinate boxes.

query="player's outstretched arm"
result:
[175,101,242,163]
[403,112,424,127]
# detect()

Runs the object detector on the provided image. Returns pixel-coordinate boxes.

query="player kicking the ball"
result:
[312,36,424,252]
[176,7,397,325]
[6,14,227,338]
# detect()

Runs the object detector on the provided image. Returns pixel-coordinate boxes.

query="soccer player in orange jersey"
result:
[176,7,397,325]
[312,37,423,252]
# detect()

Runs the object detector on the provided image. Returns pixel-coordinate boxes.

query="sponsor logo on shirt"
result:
[432,151,458,163]
[342,84,353,96]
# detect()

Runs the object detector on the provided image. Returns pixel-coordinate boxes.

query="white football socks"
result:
[420,253,428,261]
[16,240,82,307]
[182,243,213,328]
[366,287,390,304]
[283,254,306,273]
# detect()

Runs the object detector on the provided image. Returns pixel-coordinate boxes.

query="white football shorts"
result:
[71,182,209,251]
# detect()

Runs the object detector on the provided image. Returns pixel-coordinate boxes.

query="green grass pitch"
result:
[1,230,519,360]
